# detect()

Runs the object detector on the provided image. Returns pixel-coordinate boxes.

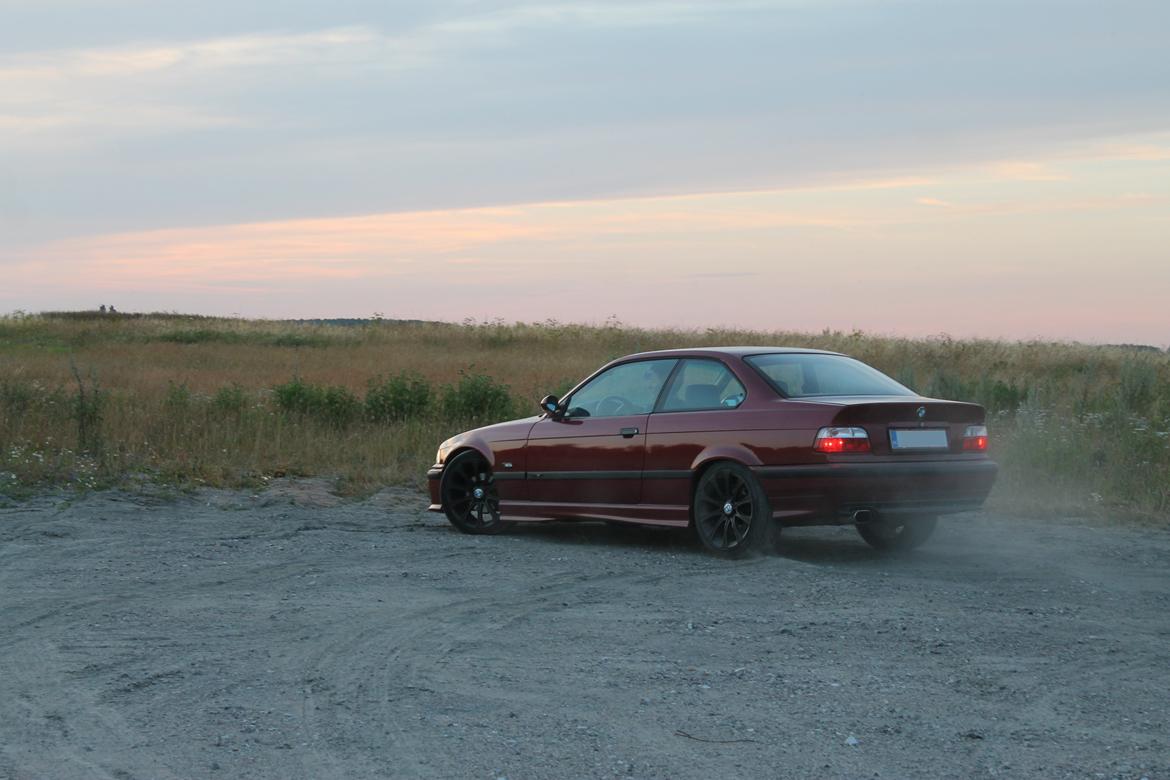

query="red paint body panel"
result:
[524,414,648,504]
[427,348,998,527]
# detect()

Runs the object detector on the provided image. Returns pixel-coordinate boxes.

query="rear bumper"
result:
[753,459,998,524]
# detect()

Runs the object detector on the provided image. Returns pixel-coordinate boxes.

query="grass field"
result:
[1,311,1168,520]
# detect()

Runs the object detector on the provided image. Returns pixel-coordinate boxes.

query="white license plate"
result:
[889,428,949,450]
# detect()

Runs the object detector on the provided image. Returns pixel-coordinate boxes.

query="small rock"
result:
[845,735,860,747]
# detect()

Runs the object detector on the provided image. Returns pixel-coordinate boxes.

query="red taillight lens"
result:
[814,427,870,453]
[962,425,989,451]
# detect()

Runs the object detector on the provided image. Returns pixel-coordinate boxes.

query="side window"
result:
[659,359,746,412]
[565,359,678,418]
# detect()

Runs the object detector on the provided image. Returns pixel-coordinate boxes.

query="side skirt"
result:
[500,500,690,527]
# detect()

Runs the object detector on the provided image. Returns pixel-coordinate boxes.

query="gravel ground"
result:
[1,482,1167,780]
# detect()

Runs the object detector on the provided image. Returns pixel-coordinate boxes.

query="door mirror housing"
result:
[539,394,563,418]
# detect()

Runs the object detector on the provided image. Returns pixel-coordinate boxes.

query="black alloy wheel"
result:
[855,513,938,552]
[692,462,773,556]
[440,450,508,534]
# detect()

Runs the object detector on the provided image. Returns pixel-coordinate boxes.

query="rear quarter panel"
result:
[642,404,834,506]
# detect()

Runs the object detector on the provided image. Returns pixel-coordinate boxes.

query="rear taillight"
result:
[962,425,989,451]
[814,427,870,453]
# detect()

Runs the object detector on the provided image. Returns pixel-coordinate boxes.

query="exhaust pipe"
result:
[851,509,875,524]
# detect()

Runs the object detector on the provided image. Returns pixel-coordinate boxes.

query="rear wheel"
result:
[856,513,937,552]
[440,450,508,534]
[692,462,773,557]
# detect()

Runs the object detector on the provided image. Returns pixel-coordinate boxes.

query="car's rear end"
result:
[753,397,997,524]
[740,352,997,529]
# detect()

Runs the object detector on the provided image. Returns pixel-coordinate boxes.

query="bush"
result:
[274,378,318,415]
[164,381,192,411]
[267,333,329,348]
[1118,358,1158,415]
[273,378,361,427]
[980,379,1028,414]
[159,329,243,345]
[0,380,36,416]
[318,386,362,427]
[70,366,105,455]
[213,384,250,414]
[440,371,515,423]
[366,372,431,423]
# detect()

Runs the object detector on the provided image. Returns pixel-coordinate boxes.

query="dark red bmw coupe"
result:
[427,347,997,556]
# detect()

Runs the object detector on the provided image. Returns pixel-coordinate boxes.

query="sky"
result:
[2,0,1168,344]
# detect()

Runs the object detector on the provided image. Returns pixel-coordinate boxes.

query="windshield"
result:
[746,353,914,398]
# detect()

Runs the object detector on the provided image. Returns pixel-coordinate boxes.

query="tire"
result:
[692,462,773,557]
[855,514,937,552]
[439,450,509,535]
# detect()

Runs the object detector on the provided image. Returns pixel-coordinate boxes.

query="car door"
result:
[643,358,748,508]
[525,358,678,506]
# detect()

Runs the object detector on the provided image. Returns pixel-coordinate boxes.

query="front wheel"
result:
[692,462,773,557]
[439,450,509,534]
[856,514,937,552]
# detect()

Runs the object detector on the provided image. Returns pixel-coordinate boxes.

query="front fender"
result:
[428,439,495,511]
[438,439,495,470]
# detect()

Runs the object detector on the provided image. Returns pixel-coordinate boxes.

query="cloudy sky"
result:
[3,0,1168,343]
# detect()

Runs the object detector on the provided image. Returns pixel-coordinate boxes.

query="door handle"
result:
[619,427,639,438]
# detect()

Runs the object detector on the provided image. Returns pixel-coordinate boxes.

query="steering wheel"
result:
[595,395,631,417]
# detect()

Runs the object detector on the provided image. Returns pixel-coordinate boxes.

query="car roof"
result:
[619,346,844,361]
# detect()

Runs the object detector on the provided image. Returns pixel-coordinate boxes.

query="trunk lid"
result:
[818,396,985,456]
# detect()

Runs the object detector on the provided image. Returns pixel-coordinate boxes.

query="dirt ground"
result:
[1,482,1167,780]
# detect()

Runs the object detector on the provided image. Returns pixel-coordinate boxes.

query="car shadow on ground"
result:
[429,517,929,566]
[773,527,895,565]
[504,520,704,555]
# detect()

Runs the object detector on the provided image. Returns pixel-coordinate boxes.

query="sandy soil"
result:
[1,482,1167,780]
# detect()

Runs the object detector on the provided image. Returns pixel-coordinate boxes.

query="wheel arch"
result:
[438,445,494,504]
[687,447,764,525]
[689,445,762,476]
[443,440,495,469]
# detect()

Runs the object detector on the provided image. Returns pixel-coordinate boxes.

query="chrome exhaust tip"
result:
[851,509,875,524]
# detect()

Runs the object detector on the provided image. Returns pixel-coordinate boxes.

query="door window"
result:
[565,359,678,418]
[658,359,746,412]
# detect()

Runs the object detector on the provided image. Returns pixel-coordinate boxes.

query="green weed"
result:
[440,371,516,424]
[366,372,431,423]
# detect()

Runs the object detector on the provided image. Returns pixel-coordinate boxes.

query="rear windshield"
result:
[745,353,914,398]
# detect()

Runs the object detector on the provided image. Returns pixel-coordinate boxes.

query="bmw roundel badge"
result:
[916,406,927,419]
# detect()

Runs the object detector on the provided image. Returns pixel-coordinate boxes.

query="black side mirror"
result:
[539,394,562,418]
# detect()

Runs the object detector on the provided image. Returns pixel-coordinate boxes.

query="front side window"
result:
[659,359,746,411]
[565,359,678,418]
[746,353,913,398]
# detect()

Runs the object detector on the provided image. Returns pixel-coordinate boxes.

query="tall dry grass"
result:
[1,311,1167,519]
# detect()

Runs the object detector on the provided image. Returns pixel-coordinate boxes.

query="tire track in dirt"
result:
[291,566,673,777]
